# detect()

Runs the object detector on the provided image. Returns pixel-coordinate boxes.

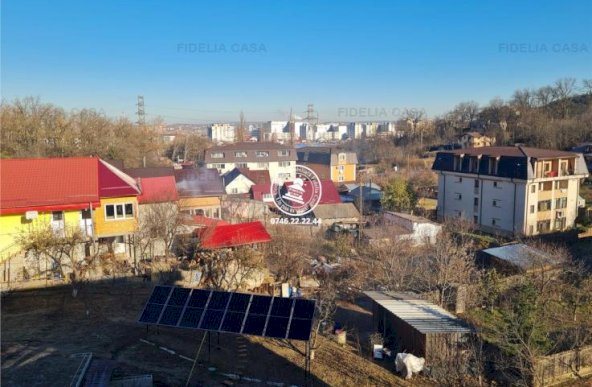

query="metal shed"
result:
[364,291,474,363]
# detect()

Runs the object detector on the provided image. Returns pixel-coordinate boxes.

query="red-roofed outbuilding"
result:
[197,221,271,249]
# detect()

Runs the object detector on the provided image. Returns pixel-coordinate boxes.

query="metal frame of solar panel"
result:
[138,286,315,341]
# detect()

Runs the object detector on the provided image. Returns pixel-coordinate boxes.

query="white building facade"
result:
[208,123,236,143]
[433,146,589,236]
[205,142,297,182]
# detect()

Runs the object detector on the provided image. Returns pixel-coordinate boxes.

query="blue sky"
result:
[2,0,591,123]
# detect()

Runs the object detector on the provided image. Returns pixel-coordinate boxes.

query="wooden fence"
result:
[534,345,592,386]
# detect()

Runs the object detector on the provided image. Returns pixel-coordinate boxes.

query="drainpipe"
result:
[512,179,517,236]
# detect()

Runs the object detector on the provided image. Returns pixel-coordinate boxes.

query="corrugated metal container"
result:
[365,291,474,363]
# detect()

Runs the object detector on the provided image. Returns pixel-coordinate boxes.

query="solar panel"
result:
[160,305,184,326]
[293,299,315,319]
[138,286,316,341]
[179,307,204,328]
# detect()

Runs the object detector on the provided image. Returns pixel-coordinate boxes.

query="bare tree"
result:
[135,200,183,262]
[18,224,102,296]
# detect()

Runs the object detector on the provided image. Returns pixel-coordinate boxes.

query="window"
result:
[531,184,536,193]
[539,182,552,191]
[338,153,346,162]
[537,220,551,233]
[125,203,133,217]
[256,151,269,157]
[278,150,290,157]
[263,193,272,200]
[231,188,239,194]
[555,197,568,209]
[494,181,502,189]
[52,211,64,221]
[212,163,225,169]
[492,200,501,207]
[538,200,552,211]
[454,193,462,200]
[105,203,134,220]
[278,173,291,180]
[234,151,247,158]
[81,209,92,219]
[488,158,498,175]
[236,162,248,168]
[339,165,345,172]
[474,180,480,188]
[338,175,344,182]
[530,205,535,214]
[453,156,461,171]
[278,161,291,167]
[473,198,479,206]
[257,162,269,168]
[470,157,479,173]
[106,205,115,220]
[211,152,224,158]
[554,180,568,190]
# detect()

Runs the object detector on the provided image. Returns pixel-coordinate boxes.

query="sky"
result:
[2,0,591,123]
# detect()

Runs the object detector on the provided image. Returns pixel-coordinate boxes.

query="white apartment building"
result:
[208,123,235,143]
[204,142,297,182]
[432,146,589,236]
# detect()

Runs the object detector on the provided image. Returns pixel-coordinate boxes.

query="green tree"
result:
[381,176,417,212]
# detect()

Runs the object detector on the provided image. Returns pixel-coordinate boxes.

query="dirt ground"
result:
[1,280,420,386]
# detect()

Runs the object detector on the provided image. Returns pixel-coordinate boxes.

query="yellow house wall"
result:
[0,210,81,262]
[331,164,356,182]
[178,196,221,210]
[94,197,138,238]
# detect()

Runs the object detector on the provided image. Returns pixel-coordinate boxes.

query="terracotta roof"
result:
[250,184,272,201]
[197,221,271,249]
[124,167,175,178]
[239,168,271,185]
[137,176,178,204]
[0,157,100,214]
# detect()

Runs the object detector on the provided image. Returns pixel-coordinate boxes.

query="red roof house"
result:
[137,176,178,204]
[0,157,101,214]
[197,221,271,249]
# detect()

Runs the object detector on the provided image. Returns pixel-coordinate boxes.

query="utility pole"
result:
[288,108,296,146]
[136,96,146,127]
[304,104,318,142]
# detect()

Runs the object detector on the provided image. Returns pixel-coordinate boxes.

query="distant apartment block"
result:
[459,132,496,149]
[297,147,358,183]
[204,142,296,182]
[208,123,235,143]
[432,146,589,236]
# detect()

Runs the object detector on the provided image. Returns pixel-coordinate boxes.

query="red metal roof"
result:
[0,157,100,214]
[189,215,229,228]
[250,184,272,201]
[198,221,271,249]
[98,160,141,198]
[0,157,140,215]
[137,176,178,204]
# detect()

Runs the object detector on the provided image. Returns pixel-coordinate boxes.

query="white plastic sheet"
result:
[395,353,425,379]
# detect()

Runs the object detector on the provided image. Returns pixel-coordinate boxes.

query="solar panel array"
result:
[139,286,316,341]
